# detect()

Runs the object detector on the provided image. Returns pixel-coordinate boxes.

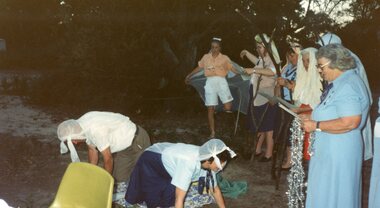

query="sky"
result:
[301,0,354,25]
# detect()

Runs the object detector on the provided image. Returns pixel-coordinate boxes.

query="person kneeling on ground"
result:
[125,138,236,208]
[57,111,151,190]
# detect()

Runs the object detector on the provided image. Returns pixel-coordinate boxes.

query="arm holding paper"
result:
[258,92,297,109]
[258,92,311,119]
[258,92,312,114]
[278,103,300,119]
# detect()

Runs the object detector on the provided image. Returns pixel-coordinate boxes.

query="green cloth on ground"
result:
[216,173,248,199]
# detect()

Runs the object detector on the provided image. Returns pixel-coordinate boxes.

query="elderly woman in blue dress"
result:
[317,32,373,161]
[125,139,236,208]
[302,44,370,208]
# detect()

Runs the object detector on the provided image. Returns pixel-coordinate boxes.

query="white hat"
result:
[57,119,86,162]
[212,37,222,42]
[317,32,342,46]
[0,199,13,208]
[199,139,236,170]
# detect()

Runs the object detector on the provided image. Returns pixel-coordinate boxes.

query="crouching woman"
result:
[125,139,236,208]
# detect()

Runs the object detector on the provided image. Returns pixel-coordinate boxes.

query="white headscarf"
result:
[254,33,281,65]
[293,47,323,109]
[0,199,13,208]
[198,139,236,170]
[317,32,342,46]
[57,119,86,162]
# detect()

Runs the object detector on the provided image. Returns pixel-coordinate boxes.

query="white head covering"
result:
[198,139,236,170]
[212,37,222,42]
[254,33,281,65]
[0,199,13,208]
[317,32,342,46]
[293,47,323,109]
[57,119,86,162]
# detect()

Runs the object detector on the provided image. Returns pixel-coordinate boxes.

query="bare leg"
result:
[255,132,265,154]
[264,130,274,158]
[207,106,216,138]
[282,146,292,168]
[223,102,232,112]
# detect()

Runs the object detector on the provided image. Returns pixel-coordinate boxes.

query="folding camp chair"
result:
[50,162,114,208]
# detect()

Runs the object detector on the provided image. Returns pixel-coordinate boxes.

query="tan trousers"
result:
[112,125,151,182]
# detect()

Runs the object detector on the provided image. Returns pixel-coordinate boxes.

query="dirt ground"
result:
[0,94,376,208]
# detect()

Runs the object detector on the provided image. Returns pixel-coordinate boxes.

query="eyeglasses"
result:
[316,61,331,70]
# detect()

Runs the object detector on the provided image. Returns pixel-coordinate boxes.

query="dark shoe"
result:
[258,156,272,162]
[254,152,263,157]
[251,152,263,160]
[281,166,291,171]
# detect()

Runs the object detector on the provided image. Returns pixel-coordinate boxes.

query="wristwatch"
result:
[315,121,322,132]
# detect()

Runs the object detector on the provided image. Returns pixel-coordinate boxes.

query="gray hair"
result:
[316,44,356,71]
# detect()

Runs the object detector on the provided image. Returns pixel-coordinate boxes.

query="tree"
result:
[1,0,347,111]
[348,0,380,20]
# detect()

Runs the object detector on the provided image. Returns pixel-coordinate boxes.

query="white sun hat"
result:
[199,139,236,170]
[57,119,86,162]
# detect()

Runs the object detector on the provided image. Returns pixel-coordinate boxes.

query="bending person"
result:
[302,44,370,208]
[125,139,236,208]
[57,111,151,189]
[185,37,239,138]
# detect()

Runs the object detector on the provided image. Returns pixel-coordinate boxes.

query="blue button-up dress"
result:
[306,70,370,208]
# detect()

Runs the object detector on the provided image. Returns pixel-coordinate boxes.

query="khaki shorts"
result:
[112,125,151,183]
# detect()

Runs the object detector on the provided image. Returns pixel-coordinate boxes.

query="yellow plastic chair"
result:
[50,162,114,208]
